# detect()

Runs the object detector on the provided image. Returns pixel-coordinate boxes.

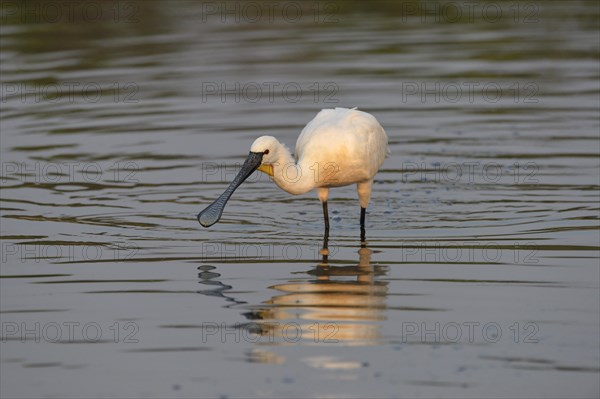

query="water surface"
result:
[1,1,599,398]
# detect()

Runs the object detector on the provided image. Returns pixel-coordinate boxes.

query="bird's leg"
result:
[360,207,366,246]
[357,181,372,247]
[322,201,330,237]
[320,229,329,265]
[318,202,330,267]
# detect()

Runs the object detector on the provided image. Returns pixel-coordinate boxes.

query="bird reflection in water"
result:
[198,234,388,346]
[197,265,247,307]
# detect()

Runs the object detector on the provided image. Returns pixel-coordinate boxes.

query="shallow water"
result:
[1,1,599,398]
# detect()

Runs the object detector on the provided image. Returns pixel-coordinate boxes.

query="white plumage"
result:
[198,107,389,240]
[250,107,389,238]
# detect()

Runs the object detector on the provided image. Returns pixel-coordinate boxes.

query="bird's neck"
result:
[271,147,315,195]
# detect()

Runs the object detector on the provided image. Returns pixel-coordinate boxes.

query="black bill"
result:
[197,151,264,227]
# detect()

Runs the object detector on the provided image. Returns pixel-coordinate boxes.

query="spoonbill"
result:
[197,107,389,241]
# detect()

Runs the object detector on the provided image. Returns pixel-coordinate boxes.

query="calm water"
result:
[1,1,599,398]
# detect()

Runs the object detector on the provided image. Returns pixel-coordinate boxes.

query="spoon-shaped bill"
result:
[197,151,264,227]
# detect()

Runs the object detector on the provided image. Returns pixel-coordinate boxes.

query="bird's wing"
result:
[295,108,340,161]
[348,109,389,170]
[296,108,389,169]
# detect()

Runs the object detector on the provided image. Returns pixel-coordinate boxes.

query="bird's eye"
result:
[264,149,270,155]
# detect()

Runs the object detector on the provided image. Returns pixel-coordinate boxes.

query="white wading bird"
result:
[197,107,389,241]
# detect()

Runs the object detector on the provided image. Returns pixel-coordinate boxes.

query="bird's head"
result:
[250,135,282,177]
